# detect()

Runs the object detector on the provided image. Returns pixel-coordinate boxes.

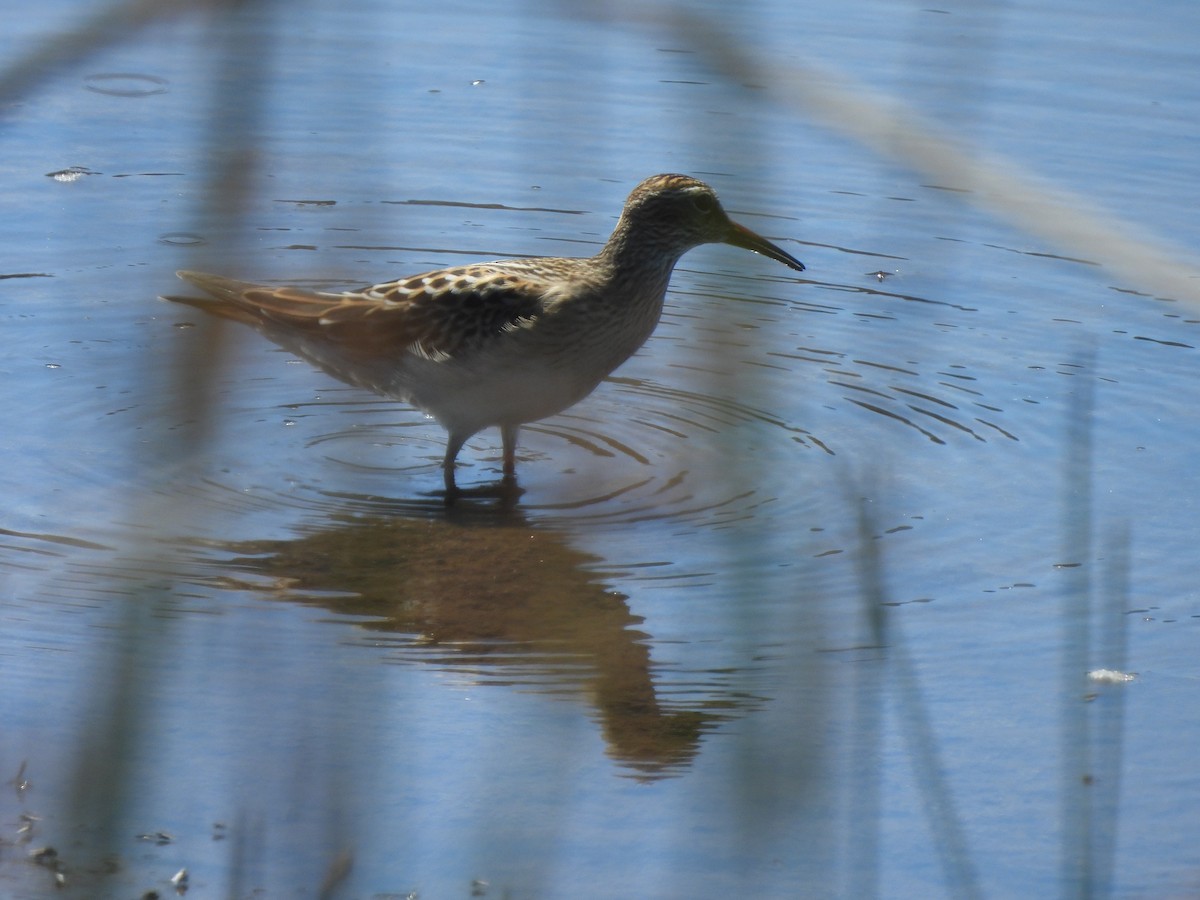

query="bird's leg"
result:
[442,432,468,498]
[500,424,519,479]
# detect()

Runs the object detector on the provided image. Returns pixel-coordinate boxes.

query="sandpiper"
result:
[168,174,804,496]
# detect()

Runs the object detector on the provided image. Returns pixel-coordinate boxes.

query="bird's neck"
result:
[596,225,687,286]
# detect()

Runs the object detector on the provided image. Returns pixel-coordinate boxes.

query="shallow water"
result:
[3,0,1200,897]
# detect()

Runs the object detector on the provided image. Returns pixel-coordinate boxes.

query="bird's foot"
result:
[442,474,523,507]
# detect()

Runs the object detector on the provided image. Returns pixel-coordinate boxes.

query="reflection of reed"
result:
[845,480,982,900]
[1,1,302,894]
[214,512,717,776]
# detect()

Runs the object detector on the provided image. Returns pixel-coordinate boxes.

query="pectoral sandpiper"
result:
[168,174,805,496]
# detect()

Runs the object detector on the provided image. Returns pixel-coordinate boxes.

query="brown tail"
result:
[162,270,270,326]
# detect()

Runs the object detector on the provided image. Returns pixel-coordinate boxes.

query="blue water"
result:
[2,0,1199,897]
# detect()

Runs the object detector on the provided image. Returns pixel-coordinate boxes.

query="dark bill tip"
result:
[726,221,805,272]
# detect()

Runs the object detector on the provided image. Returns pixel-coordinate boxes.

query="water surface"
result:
[2,0,1199,897]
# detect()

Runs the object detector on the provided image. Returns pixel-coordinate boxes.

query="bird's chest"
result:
[543,273,670,371]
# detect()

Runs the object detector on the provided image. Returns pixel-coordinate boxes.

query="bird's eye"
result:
[691,194,716,214]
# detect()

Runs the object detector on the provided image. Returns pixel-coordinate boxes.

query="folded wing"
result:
[173,267,546,360]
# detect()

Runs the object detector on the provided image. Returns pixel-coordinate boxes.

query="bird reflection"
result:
[209,507,723,776]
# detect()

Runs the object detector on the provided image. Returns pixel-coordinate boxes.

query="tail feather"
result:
[176,269,265,301]
[164,270,280,326]
[159,292,263,326]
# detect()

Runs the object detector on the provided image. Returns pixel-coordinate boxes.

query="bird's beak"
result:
[726,221,805,272]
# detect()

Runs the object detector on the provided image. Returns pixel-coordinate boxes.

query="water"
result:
[2,0,1199,897]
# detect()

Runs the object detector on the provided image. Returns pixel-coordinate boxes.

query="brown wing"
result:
[174,267,546,360]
